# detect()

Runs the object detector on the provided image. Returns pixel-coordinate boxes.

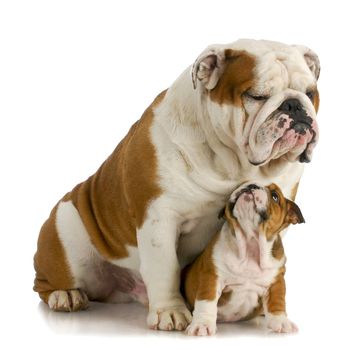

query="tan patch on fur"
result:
[217,290,232,307]
[313,89,320,113]
[62,91,166,260]
[290,182,299,201]
[34,91,166,301]
[271,236,284,260]
[265,266,286,315]
[209,49,256,106]
[181,233,220,310]
[260,184,289,241]
[33,204,74,301]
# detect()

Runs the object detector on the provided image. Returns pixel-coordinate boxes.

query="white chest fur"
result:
[214,227,284,322]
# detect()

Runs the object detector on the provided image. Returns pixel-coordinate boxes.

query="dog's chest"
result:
[217,247,280,322]
[177,203,225,267]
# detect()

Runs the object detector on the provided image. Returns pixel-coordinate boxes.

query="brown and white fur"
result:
[182,182,304,336]
[33,39,319,331]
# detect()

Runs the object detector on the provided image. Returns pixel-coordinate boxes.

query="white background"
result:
[1,0,358,349]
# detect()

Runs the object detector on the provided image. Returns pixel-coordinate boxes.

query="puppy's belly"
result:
[217,286,264,322]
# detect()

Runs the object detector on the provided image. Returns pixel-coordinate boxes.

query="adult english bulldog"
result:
[33,39,320,331]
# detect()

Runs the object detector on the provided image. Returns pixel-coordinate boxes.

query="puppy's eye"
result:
[245,92,269,101]
[271,190,279,203]
[306,91,315,101]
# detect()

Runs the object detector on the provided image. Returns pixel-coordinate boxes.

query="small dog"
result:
[182,182,304,335]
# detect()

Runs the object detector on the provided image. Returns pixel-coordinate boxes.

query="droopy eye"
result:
[245,92,269,101]
[271,190,279,203]
[306,90,315,101]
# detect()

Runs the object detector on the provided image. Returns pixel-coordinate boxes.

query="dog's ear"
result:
[285,200,305,225]
[191,45,226,90]
[293,45,321,80]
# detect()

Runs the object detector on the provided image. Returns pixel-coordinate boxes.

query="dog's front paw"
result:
[266,314,298,333]
[186,320,217,336]
[147,304,192,331]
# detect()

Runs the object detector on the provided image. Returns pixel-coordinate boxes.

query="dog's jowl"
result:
[33,39,319,331]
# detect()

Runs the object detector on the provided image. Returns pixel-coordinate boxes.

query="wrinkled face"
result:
[226,182,304,240]
[192,39,320,166]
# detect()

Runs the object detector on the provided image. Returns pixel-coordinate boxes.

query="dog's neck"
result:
[223,221,277,269]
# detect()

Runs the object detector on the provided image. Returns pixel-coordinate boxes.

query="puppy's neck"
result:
[224,221,276,269]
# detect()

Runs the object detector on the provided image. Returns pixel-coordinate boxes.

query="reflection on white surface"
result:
[37,301,290,338]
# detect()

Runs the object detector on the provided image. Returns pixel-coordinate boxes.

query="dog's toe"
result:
[48,289,89,312]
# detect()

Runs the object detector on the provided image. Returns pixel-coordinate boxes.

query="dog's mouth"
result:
[248,111,319,166]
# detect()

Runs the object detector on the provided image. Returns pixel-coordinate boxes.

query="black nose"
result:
[247,184,260,191]
[278,98,303,113]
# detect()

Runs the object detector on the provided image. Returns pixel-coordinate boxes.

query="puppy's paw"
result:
[147,304,192,331]
[48,289,89,312]
[186,320,217,336]
[266,313,298,333]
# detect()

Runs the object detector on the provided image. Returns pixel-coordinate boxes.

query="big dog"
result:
[33,39,320,331]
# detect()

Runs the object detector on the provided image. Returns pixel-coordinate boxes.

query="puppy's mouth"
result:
[237,188,268,222]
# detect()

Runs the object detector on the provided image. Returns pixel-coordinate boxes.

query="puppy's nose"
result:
[247,184,260,191]
[278,98,302,112]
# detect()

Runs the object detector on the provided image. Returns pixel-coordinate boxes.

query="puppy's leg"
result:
[137,207,191,331]
[263,268,298,333]
[185,300,218,336]
[185,281,221,336]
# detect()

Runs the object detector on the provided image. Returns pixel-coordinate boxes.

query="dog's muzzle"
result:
[278,98,313,133]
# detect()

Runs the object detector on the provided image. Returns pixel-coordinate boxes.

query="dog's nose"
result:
[278,98,302,113]
[247,184,260,191]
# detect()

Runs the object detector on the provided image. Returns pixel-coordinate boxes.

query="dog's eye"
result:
[271,190,279,203]
[306,91,315,101]
[245,92,269,101]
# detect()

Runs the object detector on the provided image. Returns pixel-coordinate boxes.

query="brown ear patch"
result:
[209,50,256,106]
[313,89,320,113]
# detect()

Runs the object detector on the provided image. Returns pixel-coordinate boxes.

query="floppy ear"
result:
[285,200,305,225]
[191,45,227,90]
[293,45,321,80]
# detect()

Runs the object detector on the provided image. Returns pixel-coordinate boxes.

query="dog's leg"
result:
[137,208,192,331]
[33,204,89,312]
[46,289,89,312]
[263,268,298,333]
[185,299,218,336]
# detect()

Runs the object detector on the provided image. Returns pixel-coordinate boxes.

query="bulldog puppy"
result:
[183,182,304,336]
[33,39,319,331]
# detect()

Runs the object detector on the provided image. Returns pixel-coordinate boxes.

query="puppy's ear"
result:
[285,200,305,225]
